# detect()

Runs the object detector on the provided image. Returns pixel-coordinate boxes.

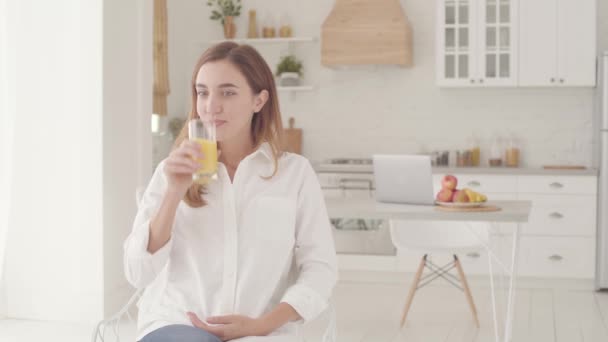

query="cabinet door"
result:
[437,0,478,86]
[518,0,557,86]
[477,0,519,86]
[557,0,596,86]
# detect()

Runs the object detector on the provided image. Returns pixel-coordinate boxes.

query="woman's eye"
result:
[223,91,236,96]
[197,91,208,97]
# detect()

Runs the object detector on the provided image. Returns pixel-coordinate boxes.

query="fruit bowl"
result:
[435,201,487,208]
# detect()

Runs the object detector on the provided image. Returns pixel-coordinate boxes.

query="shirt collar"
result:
[253,141,273,161]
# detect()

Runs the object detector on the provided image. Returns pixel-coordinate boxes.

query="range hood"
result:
[321,0,413,67]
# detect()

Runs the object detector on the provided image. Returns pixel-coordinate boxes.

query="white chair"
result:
[92,186,337,342]
[389,220,490,328]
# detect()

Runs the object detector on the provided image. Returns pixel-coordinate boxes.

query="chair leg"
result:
[400,254,426,328]
[454,255,480,328]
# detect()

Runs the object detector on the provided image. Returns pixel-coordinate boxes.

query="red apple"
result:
[442,174,458,190]
[453,190,470,203]
[436,188,454,202]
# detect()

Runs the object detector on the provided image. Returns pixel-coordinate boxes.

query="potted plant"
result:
[275,55,303,87]
[206,0,242,39]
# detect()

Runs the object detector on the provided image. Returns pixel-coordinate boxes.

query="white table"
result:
[325,199,532,342]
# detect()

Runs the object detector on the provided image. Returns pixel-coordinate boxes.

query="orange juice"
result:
[192,138,218,184]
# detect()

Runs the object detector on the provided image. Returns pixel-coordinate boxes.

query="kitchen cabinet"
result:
[436,0,519,87]
[518,0,596,87]
[516,175,597,278]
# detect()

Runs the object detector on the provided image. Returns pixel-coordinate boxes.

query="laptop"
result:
[372,154,435,205]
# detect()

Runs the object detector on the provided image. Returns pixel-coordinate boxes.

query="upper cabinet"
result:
[437,0,518,87]
[519,0,596,87]
[437,0,596,87]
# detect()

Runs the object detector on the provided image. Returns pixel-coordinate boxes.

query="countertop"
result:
[325,198,532,223]
[313,163,599,176]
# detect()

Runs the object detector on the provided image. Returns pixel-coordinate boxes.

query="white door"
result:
[557,0,596,86]
[518,0,557,86]
[477,0,519,86]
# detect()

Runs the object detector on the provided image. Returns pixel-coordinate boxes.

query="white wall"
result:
[163,0,604,168]
[102,0,153,317]
[0,0,12,316]
[1,0,152,322]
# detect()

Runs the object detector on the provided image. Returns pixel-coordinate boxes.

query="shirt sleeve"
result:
[123,160,175,289]
[280,160,338,322]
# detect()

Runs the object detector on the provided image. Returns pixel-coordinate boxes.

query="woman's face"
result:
[195,60,268,143]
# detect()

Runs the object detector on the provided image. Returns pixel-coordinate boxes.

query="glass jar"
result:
[505,136,520,167]
[489,136,503,167]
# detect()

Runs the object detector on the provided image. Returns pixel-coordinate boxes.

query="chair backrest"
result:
[388,220,490,253]
[135,186,146,208]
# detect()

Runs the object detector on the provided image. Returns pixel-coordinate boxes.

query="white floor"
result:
[1,271,608,342]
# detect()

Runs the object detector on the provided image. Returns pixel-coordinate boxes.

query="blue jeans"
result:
[139,324,222,342]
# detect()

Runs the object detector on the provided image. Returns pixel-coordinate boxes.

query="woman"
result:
[123,42,338,342]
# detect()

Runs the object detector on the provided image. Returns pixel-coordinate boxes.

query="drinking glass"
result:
[188,119,218,184]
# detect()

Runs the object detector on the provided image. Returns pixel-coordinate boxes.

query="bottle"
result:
[247,10,258,38]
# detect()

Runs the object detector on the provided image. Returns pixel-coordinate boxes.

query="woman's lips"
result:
[214,120,227,127]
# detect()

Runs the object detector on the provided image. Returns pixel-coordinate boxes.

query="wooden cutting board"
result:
[283,117,302,154]
[435,205,502,212]
[542,165,587,170]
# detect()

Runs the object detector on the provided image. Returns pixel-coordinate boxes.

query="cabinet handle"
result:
[470,79,476,84]
[467,180,481,187]
[550,77,556,83]
[466,252,481,259]
[548,254,563,262]
[559,78,564,83]
[549,212,564,219]
[479,79,484,83]
[549,182,564,189]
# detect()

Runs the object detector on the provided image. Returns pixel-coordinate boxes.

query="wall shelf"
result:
[207,37,316,44]
[277,85,314,92]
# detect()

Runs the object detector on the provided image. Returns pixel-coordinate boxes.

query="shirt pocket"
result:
[255,195,296,247]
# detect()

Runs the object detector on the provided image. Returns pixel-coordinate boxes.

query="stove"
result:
[315,158,374,173]
[324,158,373,165]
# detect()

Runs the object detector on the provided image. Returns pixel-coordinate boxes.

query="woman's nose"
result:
[205,94,222,114]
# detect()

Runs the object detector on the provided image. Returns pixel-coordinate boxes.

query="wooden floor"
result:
[302,271,608,342]
[1,271,607,342]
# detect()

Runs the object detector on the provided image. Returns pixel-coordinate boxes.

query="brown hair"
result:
[173,42,285,207]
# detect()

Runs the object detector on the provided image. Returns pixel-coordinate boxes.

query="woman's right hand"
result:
[163,140,203,195]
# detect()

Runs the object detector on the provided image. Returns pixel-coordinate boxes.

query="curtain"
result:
[153,0,170,116]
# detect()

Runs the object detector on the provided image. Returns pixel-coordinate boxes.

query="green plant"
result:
[275,55,303,77]
[206,0,242,24]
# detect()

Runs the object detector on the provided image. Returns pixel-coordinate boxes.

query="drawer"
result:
[433,174,517,194]
[519,194,597,236]
[518,175,597,195]
[517,236,595,279]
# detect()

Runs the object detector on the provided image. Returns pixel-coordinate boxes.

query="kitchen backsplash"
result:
[160,0,608,168]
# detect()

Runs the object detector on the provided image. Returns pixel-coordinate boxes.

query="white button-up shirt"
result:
[124,143,338,341]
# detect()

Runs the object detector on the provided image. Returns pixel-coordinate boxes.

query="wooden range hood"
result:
[321,0,413,67]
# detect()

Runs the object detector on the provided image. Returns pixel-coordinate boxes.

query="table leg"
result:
[503,223,521,342]
[488,244,500,342]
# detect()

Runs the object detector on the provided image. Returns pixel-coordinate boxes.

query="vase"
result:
[247,10,258,38]
[223,16,236,39]
[279,72,301,86]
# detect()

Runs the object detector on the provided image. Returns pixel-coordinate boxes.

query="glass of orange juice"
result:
[188,118,218,184]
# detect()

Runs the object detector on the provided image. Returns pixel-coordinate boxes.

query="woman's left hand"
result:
[187,312,269,341]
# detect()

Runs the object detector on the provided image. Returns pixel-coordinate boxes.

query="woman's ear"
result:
[253,90,269,113]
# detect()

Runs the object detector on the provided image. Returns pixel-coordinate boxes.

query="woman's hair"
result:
[173,42,284,208]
